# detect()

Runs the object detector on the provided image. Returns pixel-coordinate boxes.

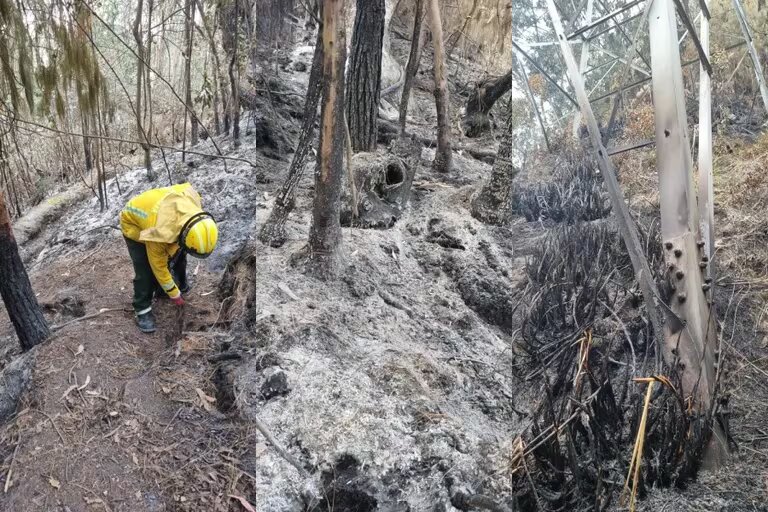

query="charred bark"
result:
[196,0,225,136]
[230,0,241,147]
[0,349,36,422]
[307,0,347,277]
[340,137,421,228]
[462,70,513,138]
[183,0,198,155]
[219,0,241,144]
[470,107,517,224]
[132,0,154,180]
[426,0,453,172]
[0,192,50,351]
[345,0,385,152]
[398,0,426,136]
[258,28,324,247]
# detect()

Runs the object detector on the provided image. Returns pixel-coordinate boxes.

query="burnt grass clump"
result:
[511,154,610,224]
[520,220,665,375]
[506,208,713,510]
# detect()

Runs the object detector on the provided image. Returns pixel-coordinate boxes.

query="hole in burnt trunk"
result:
[385,163,404,185]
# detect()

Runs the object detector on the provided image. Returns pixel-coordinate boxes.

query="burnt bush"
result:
[519,219,664,376]
[511,154,610,224]
[511,361,709,512]
[508,217,710,511]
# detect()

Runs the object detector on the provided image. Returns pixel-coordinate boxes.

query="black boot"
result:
[136,311,157,333]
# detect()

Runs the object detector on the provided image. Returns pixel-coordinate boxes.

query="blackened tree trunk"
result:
[426,0,453,172]
[259,27,324,247]
[196,0,224,135]
[470,103,516,224]
[399,0,425,136]
[462,69,512,137]
[346,0,385,152]
[133,0,155,180]
[229,0,241,147]
[183,0,198,159]
[219,0,240,141]
[0,192,50,351]
[308,0,347,277]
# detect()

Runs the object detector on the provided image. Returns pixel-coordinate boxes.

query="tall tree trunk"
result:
[182,0,190,160]
[470,100,516,224]
[462,70,512,138]
[426,0,453,172]
[196,0,223,135]
[346,0,385,152]
[132,0,155,181]
[399,0,425,136]
[259,27,324,247]
[308,0,347,277]
[571,0,594,139]
[0,191,50,351]
[184,0,198,151]
[146,0,155,157]
[217,0,234,134]
[229,0,241,147]
[81,114,101,210]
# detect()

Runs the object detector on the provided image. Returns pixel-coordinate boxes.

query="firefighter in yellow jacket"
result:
[120,183,218,333]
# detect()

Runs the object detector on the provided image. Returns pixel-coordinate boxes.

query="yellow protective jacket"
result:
[120,183,204,298]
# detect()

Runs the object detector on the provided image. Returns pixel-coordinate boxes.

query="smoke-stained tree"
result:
[132,0,155,180]
[426,0,453,172]
[259,27,325,247]
[308,0,347,277]
[0,192,50,351]
[399,0,426,136]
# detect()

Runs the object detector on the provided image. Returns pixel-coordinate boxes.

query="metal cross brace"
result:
[596,0,652,69]
[513,41,580,108]
[672,0,712,75]
[568,0,644,39]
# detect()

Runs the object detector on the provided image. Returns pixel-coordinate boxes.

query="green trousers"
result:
[124,237,187,314]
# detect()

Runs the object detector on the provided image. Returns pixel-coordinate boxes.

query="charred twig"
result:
[207,352,242,363]
[50,308,125,332]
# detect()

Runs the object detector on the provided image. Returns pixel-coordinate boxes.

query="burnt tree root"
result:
[0,350,37,422]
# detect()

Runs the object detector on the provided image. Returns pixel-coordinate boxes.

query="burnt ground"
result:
[0,17,767,512]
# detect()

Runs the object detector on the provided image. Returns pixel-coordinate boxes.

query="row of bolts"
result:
[664,240,722,373]
[664,239,712,304]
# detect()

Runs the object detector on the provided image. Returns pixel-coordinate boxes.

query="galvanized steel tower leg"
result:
[648,0,727,465]
[698,0,715,278]
[572,0,595,139]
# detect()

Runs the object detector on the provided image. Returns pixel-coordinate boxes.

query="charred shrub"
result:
[510,219,705,511]
[512,155,610,224]
[520,219,664,372]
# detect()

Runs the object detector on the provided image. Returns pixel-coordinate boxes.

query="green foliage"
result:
[0,0,107,120]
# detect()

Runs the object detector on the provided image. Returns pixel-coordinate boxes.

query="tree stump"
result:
[341,137,421,228]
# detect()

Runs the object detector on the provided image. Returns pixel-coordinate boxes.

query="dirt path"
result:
[0,239,256,512]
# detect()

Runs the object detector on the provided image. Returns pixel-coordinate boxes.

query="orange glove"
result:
[170,295,185,306]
